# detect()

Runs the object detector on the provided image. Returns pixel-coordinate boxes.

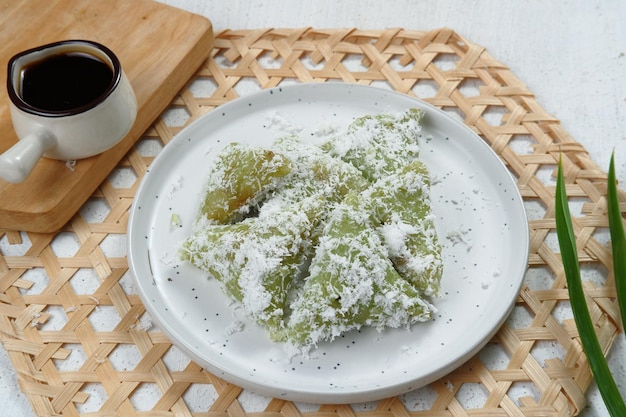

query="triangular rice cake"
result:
[285,192,433,349]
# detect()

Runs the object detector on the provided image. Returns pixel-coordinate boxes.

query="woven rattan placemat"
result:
[0,28,622,417]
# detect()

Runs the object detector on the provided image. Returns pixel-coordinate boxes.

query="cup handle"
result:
[0,129,57,184]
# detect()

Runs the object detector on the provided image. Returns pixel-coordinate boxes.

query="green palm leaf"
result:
[606,152,626,328]
[555,158,626,416]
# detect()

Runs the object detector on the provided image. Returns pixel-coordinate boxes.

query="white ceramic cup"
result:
[0,39,137,184]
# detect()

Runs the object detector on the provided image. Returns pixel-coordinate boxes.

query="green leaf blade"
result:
[607,151,626,329]
[555,159,626,416]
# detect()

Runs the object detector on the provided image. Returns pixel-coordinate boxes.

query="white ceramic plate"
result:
[128,83,529,404]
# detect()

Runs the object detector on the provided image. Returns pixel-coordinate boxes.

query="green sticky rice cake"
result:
[283,192,433,350]
[197,142,292,224]
[265,134,369,209]
[180,196,325,334]
[322,108,424,182]
[179,108,443,353]
[365,160,443,297]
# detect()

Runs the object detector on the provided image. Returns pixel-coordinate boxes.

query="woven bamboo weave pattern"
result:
[0,28,623,417]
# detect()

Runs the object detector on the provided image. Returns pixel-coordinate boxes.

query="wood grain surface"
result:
[0,0,213,232]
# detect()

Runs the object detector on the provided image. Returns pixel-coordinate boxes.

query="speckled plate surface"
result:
[127,83,529,404]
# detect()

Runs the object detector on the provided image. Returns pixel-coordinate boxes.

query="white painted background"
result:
[2,1,625,415]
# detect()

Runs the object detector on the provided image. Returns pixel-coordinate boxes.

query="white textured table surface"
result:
[2,1,625,416]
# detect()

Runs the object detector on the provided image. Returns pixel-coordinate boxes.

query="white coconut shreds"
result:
[267,135,369,207]
[180,196,325,335]
[361,161,443,297]
[322,108,424,182]
[284,192,433,351]
[179,108,443,353]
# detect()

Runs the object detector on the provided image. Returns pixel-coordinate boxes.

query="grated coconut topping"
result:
[179,108,443,353]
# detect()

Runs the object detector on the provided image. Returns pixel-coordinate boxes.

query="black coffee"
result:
[20,52,114,112]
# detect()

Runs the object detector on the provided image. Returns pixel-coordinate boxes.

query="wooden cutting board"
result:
[0,0,213,233]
